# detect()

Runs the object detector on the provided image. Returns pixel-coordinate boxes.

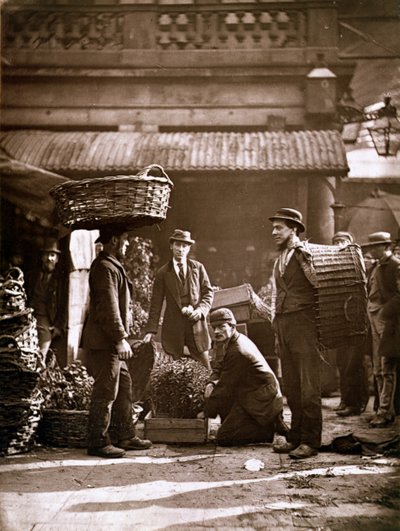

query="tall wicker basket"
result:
[309,243,368,349]
[50,164,173,230]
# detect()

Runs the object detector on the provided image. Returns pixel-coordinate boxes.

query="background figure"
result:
[331,231,368,417]
[204,308,286,446]
[81,226,152,458]
[27,238,67,362]
[144,229,214,370]
[269,208,321,460]
[362,231,400,428]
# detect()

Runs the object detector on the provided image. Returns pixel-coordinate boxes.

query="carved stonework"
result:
[3,8,307,51]
[4,11,124,50]
[156,10,307,50]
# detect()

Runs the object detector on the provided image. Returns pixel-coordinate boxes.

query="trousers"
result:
[275,308,322,449]
[87,349,136,448]
[217,402,276,446]
[336,344,369,409]
[368,311,397,420]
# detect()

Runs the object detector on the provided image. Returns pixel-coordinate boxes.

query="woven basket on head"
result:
[308,243,368,349]
[38,409,89,448]
[50,164,173,230]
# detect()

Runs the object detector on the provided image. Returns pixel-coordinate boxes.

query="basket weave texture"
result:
[0,391,43,456]
[0,267,44,456]
[50,164,173,230]
[38,409,89,448]
[308,243,368,349]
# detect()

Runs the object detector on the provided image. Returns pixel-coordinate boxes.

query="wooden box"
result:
[212,284,251,323]
[144,412,208,443]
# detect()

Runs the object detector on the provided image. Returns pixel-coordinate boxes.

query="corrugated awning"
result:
[0,149,68,226]
[0,130,348,176]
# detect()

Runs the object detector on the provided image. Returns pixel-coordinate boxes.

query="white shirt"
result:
[173,258,187,279]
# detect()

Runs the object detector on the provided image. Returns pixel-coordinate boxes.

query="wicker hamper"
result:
[50,164,173,230]
[309,243,368,349]
[38,409,89,448]
[0,390,43,456]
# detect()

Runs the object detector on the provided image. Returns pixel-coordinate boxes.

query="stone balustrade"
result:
[3,6,307,51]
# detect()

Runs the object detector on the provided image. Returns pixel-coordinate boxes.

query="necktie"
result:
[178,262,185,284]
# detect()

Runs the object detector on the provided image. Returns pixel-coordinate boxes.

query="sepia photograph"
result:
[0,0,399,529]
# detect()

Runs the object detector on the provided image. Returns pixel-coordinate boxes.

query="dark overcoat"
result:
[204,331,283,426]
[26,265,68,332]
[145,259,213,356]
[81,251,133,351]
[375,254,400,358]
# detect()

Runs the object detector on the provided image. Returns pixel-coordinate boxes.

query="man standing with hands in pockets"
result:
[82,225,152,458]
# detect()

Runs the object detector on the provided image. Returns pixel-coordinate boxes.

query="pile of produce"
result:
[39,358,93,411]
[149,358,209,419]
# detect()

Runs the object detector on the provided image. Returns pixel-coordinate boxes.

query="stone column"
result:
[306,176,335,244]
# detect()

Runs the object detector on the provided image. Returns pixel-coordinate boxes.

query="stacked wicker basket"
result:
[0,268,44,455]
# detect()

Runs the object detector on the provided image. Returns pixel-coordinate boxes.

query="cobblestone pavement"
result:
[1,397,399,531]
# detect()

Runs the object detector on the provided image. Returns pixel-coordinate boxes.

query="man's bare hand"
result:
[204,383,214,398]
[115,339,133,360]
[143,333,154,344]
[189,308,202,322]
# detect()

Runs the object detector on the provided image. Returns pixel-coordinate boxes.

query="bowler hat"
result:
[40,237,61,254]
[169,229,195,245]
[268,208,305,233]
[332,231,354,244]
[209,308,237,326]
[361,231,392,248]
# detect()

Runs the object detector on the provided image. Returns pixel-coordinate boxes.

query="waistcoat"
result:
[274,252,316,314]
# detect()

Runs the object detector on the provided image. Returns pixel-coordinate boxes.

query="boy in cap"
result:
[203,308,285,446]
[362,231,400,427]
[82,225,152,458]
[269,208,321,459]
[144,229,214,370]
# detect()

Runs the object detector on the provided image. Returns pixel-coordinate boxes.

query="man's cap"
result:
[209,308,237,326]
[268,208,305,233]
[361,231,392,248]
[169,229,195,245]
[40,237,61,254]
[332,231,354,244]
[95,224,128,244]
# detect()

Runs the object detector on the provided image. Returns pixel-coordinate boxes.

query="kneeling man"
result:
[204,308,286,446]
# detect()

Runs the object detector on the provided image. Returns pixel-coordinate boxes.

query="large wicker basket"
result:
[309,243,368,349]
[38,409,89,448]
[50,164,173,230]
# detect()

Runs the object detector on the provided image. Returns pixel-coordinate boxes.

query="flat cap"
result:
[209,308,237,326]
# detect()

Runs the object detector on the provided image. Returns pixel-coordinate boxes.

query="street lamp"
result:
[367,97,400,157]
[338,95,400,157]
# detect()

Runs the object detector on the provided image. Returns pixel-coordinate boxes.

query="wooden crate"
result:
[212,284,251,323]
[144,413,208,443]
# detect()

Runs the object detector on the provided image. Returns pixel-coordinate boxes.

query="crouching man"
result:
[203,308,286,446]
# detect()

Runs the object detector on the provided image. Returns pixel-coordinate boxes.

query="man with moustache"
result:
[269,208,321,459]
[82,225,152,458]
[144,229,213,370]
[362,231,400,428]
[27,237,67,360]
[203,308,285,446]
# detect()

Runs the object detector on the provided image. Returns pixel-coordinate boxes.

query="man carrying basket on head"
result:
[82,225,152,458]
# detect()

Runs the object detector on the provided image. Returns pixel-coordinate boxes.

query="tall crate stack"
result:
[0,268,43,455]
